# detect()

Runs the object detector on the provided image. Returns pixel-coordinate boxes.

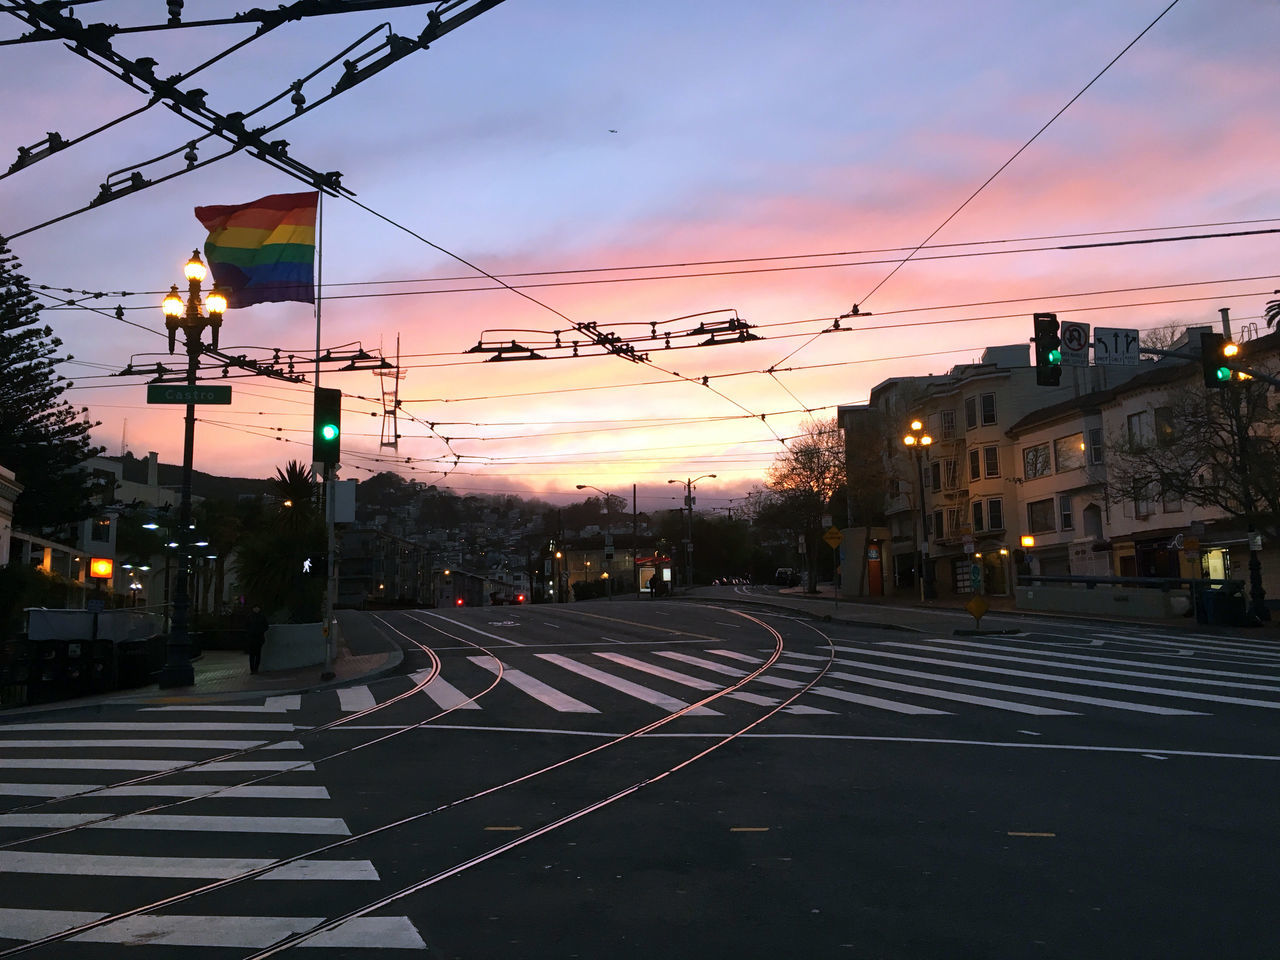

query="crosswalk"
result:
[327,638,1280,722]
[0,716,425,952]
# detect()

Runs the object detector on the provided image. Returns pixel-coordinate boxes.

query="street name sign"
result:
[146,384,233,404]
[1093,327,1140,365]
[1059,321,1090,367]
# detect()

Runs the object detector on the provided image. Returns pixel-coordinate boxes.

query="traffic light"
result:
[1032,313,1062,386]
[1199,331,1237,388]
[313,387,342,464]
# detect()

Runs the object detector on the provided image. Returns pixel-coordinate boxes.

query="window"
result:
[972,497,1004,532]
[980,392,996,426]
[90,518,111,543]
[1054,433,1085,472]
[1023,443,1051,479]
[941,458,959,490]
[930,461,942,491]
[1059,495,1074,531]
[965,396,978,430]
[969,448,981,481]
[1154,406,1176,446]
[932,509,944,539]
[946,506,966,537]
[1027,499,1055,534]
[983,445,1000,478]
[1162,488,1183,512]
[987,497,1004,531]
[1088,427,1104,465]
[941,409,957,440]
[1127,410,1152,445]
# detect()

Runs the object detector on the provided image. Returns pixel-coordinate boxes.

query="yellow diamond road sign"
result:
[823,526,843,549]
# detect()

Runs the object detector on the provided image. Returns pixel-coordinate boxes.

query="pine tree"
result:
[0,235,104,535]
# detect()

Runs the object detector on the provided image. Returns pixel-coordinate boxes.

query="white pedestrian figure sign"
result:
[302,558,313,574]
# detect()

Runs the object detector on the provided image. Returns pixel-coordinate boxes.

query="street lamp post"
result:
[902,419,936,601]
[576,484,616,600]
[668,475,716,589]
[157,251,226,688]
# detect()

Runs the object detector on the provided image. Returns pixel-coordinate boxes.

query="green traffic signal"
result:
[1047,348,1062,365]
[313,387,342,464]
[1215,366,1232,382]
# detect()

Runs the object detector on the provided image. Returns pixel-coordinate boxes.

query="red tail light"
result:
[455,597,465,606]
[516,594,526,604]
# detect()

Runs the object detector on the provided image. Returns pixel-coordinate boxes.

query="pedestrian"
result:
[246,605,268,674]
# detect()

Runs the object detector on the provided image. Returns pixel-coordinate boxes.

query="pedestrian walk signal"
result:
[313,387,342,464]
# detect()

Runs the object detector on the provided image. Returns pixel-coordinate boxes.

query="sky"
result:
[3,0,1279,515]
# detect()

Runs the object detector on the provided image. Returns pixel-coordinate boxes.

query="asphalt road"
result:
[1,599,1278,959]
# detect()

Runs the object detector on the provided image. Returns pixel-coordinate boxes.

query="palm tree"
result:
[1265,294,1280,331]
[233,461,326,621]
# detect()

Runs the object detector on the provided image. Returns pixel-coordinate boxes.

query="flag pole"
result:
[315,189,337,681]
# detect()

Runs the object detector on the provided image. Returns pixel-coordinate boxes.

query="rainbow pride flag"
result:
[194,191,318,308]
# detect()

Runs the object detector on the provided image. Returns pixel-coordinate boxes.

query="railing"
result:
[1017,574,1242,593]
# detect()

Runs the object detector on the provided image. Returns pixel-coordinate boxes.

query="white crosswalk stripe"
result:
[536,653,721,715]
[0,910,427,949]
[830,645,1277,710]
[409,669,482,710]
[0,710,426,952]
[469,656,599,712]
[338,685,378,712]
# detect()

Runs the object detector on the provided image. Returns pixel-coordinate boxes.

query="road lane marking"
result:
[468,657,599,713]
[536,654,721,715]
[730,827,770,832]
[1008,832,1055,838]
[807,686,950,715]
[413,609,523,645]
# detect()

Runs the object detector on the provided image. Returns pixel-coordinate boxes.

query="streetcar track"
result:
[0,606,812,956]
[0,613,465,847]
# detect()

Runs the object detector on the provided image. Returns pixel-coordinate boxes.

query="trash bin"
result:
[1198,585,1248,626]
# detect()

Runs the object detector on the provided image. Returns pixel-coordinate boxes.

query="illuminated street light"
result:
[902,419,936,600]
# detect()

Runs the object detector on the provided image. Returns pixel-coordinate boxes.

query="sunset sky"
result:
[3,0,1279,514]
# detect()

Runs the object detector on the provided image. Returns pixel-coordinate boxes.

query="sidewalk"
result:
[686,583,1280,640]
[3,628,404,717]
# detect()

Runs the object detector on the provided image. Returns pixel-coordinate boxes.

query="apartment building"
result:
[841,342,1150,599]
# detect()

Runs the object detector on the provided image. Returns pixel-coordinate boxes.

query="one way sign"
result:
[1093,327,1140,366]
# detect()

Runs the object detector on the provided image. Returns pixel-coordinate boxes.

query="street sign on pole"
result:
[1093,327,1141,366]
[146,384,232,404]
[1059,321,1090,367]
[823,527,843,549]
